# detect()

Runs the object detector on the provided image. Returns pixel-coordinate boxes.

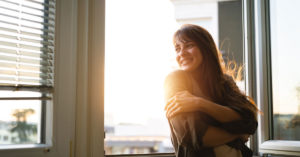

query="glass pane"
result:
[105,0,177,154]
[218,1,245,91]
[0,91,42,144]
[270,0,300,140]
[105,0,244,155]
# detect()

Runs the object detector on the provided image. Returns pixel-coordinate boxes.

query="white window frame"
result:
[252,0,300,156]
[0,0,88,156]
[0,0,105,156]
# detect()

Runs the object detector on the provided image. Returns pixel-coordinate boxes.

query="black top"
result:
[164,70,258,157]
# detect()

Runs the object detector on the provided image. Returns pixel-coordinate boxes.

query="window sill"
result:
[0,144,51,152]
[105,153,175,157]
[260,140,300,156]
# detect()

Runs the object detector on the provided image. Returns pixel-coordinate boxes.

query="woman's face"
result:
[175,40,203,72]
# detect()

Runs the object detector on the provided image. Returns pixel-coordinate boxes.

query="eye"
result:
[175,46,180,53]
[186,43,194,48]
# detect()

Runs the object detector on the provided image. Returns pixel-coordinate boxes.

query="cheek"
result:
[176,55,180,64]
[198,54,203,64]
[192,51,203,66]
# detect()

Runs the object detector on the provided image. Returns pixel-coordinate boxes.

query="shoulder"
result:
[165,70,191,83]
[164,70,193,100]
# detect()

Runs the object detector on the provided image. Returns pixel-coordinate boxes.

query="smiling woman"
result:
[174,40,203,72]
[164,24,258,157]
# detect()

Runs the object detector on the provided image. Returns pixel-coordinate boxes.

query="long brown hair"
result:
[173,24,258,118]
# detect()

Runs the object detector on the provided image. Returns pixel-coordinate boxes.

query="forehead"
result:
[174,36,193,46]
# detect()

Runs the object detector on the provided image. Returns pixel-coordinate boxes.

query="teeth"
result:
[181,59,191,65]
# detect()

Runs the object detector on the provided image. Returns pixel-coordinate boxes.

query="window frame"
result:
[0,0,55,149]
[0,0,78,156]
[253,0,300,156]
[243,0,259,155]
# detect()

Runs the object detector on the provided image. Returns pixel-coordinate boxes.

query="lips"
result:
[180,58,193,66]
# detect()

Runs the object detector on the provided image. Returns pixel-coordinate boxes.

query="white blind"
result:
[0,0,55,88]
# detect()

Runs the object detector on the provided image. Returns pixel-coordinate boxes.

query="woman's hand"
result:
[164,90,204,118]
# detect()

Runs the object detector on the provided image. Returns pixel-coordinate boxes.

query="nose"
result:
[178,49,187,57]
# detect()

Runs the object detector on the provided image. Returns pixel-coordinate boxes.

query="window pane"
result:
[270,0,300,140]
[105,0,177,154]
[0,91,42,144]
[105,0,244,155]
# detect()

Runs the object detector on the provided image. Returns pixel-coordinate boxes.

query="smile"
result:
[181,58,193,66]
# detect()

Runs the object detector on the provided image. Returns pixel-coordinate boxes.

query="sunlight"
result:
[105,0,179,125]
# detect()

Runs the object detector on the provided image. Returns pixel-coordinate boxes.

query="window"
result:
[104,0,244,155]
[0,0,55,147]
[253,0,300,156]
[269,0,300,141]
[104,0,178,154]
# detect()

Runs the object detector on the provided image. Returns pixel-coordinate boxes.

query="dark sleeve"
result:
[220,75,258,134]
[221,105,258,134]
[164,70,209,151]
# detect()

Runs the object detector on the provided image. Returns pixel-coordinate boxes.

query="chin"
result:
[180,66,197,72]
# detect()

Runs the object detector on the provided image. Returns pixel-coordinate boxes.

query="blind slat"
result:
[25,0,56,9]
[0,41,54,53]
[0,19,55,34]
[0,26,54,41]
[0,75,52,82]
[0,12,55,28]
[0,33,54,46]
[0,96,52,100]
[0,47,54,59]
[0,56,53,67]
[0,6,54,22]
[0,69,52,79]
[0,1,55,16]
[0,61,53,73]
[0,85,53,92]
[1,0,56,10]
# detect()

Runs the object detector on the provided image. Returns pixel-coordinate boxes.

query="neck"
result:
[188,68,202,82]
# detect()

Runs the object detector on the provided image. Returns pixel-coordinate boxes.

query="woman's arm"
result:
[202,126,240,147]
[165,91,242,122]
[197,97,242,122]
[165,91,257,134]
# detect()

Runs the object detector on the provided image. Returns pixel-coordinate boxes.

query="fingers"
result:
[167,106,181,118]
[165,96,176,111]
[165,96,182,118]
[164,91,188,111]
[166,102,179,117]
[164,90,191,118]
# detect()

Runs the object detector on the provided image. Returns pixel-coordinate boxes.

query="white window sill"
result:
[260,140,300,156]
[0,144,51,152]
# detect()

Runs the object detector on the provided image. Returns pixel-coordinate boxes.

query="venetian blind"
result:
[0,0,55,91]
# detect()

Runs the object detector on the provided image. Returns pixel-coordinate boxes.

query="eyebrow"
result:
[175,41,193,46]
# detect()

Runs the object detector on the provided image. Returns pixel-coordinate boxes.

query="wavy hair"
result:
[173,24,258,118]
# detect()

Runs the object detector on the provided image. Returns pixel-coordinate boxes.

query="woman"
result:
[164,24,258,157]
